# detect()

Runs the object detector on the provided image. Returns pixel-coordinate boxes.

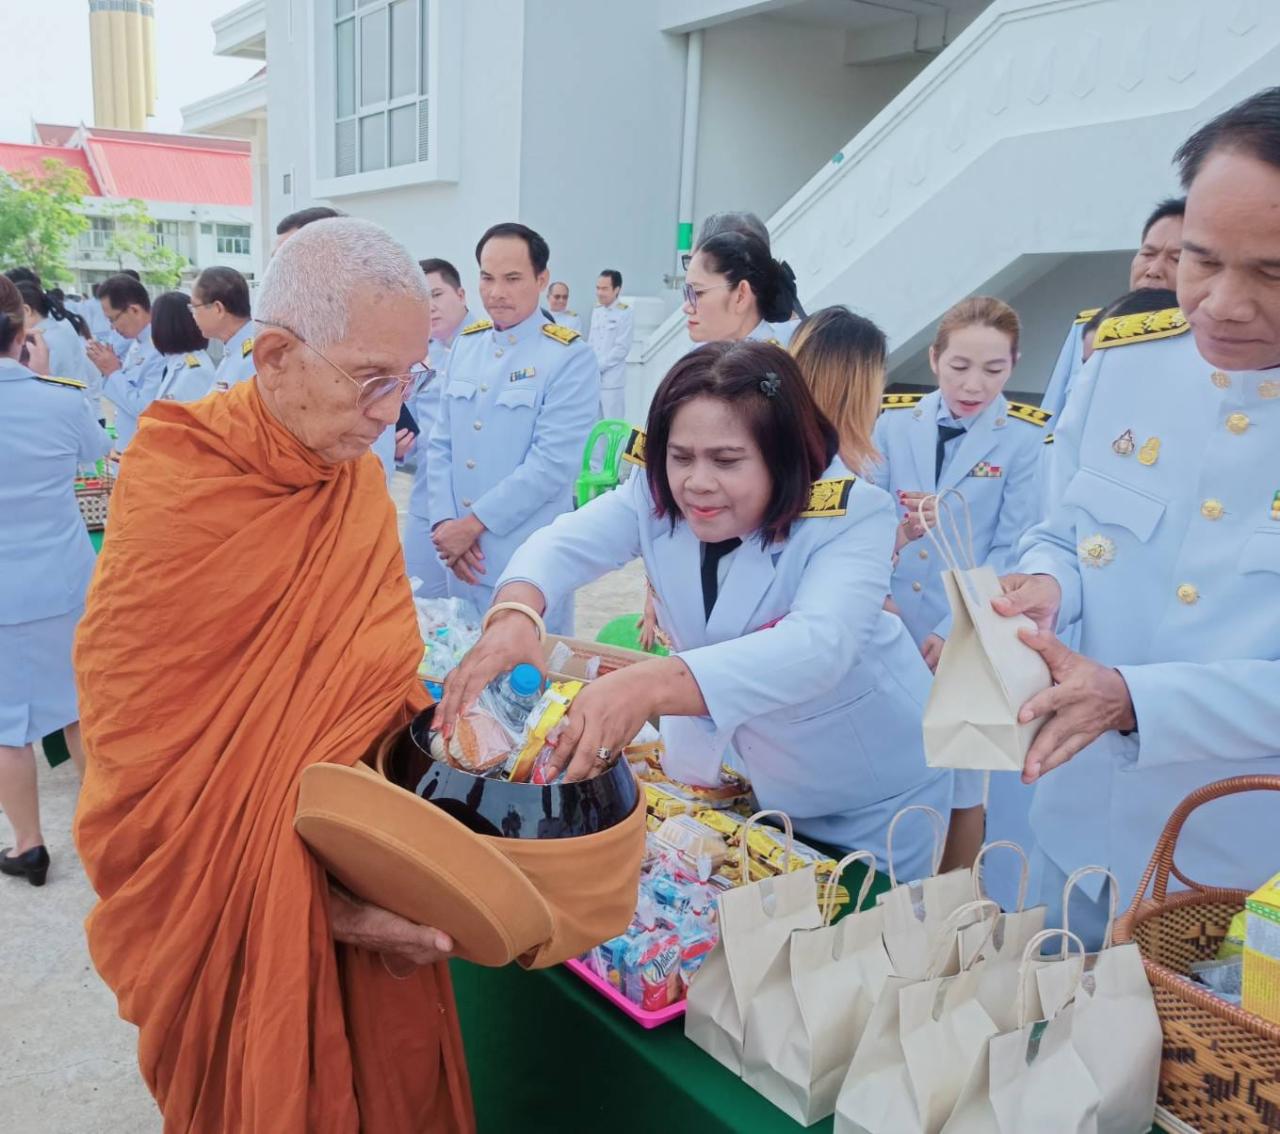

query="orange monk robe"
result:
[74,380,472,1133]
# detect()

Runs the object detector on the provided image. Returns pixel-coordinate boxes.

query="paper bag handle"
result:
[926,898,1000,978]
[921,489,977,574]
[1061,866,1118,953]
[1017,929,1086,1028]
[823,850,878,926]
[972,840,1030,913]
[886,804,947,889]
[738,809,795,887]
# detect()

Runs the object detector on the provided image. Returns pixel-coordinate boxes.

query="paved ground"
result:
[0,470,644,1132]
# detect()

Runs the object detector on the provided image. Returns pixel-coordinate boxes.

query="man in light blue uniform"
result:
[86,274,165,451]
[403,257,472,595]
[190,266,256,392]
[1039,197,1185,419]
[426,222,599,632]
[999,90,1280,947]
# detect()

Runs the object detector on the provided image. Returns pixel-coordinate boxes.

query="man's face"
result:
[547,283,569,313]
[478,237,548,330]
[257,291,431,464]
[189,287,222,340]
[596,276,620,306]
[425,272,468,342]
[1179,150,1280,372]
[102,297,149,340]
[1129,213,1183,290]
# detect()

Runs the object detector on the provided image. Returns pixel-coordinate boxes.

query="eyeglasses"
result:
[682,282,732,311]
[187,300,214,312]
[257,319,428,408]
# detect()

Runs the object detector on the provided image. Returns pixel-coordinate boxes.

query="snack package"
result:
[440,708,514,775]
[1218,909,1248,959]
[505,680,584,782]
[652,815,728,881]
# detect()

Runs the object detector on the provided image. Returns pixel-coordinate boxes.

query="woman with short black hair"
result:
[150,292,215,404]
[442,339,950,878]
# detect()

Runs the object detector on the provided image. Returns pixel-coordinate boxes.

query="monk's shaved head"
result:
[258,217,430,350]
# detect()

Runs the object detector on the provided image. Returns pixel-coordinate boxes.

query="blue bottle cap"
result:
[508,663,543,697]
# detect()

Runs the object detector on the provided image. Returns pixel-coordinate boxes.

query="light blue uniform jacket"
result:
[1017,312,1280,906]
[426,309,600,631]
[500,458,952,880]
[156,350,216,404]
[213,321,256,392]
[0,360,110,626]
[1037,309,1097,420]
[101,324,165,449]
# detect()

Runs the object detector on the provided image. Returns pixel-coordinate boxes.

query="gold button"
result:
[1176,583,1199,605]
[480,383,489,393]
[465,459,476,469]
[1226,412,1250,434]
[1201,499,1224,520]
[1211,370,1232,390]
[473,420,483,431]
[918,549,929,560]
[912,581,923,593]
[461,498,472,508]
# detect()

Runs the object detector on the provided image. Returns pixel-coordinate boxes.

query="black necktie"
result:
[701,538,742,621]
[935,423,966,482]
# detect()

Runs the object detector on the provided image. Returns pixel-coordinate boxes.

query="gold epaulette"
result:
[801,477,856,518]
[1074,307,1102,325]
[881,392,924,410]
[460,319,493,336]
[542,323,580,345]
[1092,307,1189,350]
[617,302,629,310]
[241,336,255,358]
[622,427,646,467]
[1005,401,1052,427]
[185,353,201,368]
[33,374,86,390]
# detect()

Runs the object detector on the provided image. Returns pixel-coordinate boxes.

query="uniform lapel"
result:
[651,522,710,651]
[938,396,1003,493]
[909,389,942,489]
[705,534,780,642]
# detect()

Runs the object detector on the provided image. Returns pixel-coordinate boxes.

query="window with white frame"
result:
[151,220,184,252]
[81,216,115,251]
[216,224,252,256]
[333,0,430,176]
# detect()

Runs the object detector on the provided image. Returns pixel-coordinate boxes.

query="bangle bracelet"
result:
[482,601,547,642]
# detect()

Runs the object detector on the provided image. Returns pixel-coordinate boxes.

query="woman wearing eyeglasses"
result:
[441,341,950,880]
[683,229,799,348]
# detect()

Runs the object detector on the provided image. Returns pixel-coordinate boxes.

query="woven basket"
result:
[1114,775,1280,1134]
[74,468,115,531]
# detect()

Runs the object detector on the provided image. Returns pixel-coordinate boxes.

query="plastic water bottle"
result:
[485,663,545,736]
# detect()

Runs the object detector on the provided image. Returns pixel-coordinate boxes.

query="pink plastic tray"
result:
[563,958,687,1029]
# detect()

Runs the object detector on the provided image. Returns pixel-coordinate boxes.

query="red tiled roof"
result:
[85,137,251,206]
[0,143,102,195]
[34,122,250,155]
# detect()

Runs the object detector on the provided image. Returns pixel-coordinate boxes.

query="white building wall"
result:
[692,16,928,227]
[517,2,687,303]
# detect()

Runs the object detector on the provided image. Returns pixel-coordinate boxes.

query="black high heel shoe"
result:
[0,845,50,886]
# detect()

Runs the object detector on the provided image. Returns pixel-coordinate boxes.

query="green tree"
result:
[101,198,188,289]
[0,159,91,286]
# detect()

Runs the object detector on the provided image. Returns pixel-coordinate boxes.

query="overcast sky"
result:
[1,1,260,142]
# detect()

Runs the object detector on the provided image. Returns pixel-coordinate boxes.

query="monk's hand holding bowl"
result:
[328,883,453,970]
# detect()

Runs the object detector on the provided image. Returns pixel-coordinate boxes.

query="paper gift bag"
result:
[878,805,974,979]
[918,491,1051,774]
[942,930,1100,1134]
[1035,868,1161,1134]
[959,840,1047,969]
[742,852,893,1126]
[685,810,823,1075]
[835,900,1005,1134]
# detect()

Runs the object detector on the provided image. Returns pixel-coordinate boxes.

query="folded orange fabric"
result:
[74,381,472,1133]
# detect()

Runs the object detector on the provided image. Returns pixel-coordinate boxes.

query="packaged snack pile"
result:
[575,780,850,1015]
[414,597,482,697]
[1243,870,1280,1024]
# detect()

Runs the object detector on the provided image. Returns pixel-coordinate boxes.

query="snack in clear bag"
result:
[504,680,584,782]
[436,707,514,775]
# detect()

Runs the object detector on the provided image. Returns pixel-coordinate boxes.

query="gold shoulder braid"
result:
[241,336,255,357]
[881,392,924,411]
[1092,307,1189,350]
[1005,401,1052,427]
[801,477,856,518]
[459,319,493,336]
[622,427,646,467]
[542,323,580,345]
[33,374,87,390]
[1073,307,1101,325]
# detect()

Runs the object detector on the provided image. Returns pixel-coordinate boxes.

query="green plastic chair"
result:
[574,419,632,507]
[595,614,669,656]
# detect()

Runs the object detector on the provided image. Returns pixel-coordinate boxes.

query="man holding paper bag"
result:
[996,87,1280,948]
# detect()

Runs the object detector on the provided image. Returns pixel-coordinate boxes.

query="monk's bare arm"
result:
[328,883,452,968]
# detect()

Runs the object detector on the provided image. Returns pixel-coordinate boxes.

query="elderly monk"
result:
[74,218,472,1132]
